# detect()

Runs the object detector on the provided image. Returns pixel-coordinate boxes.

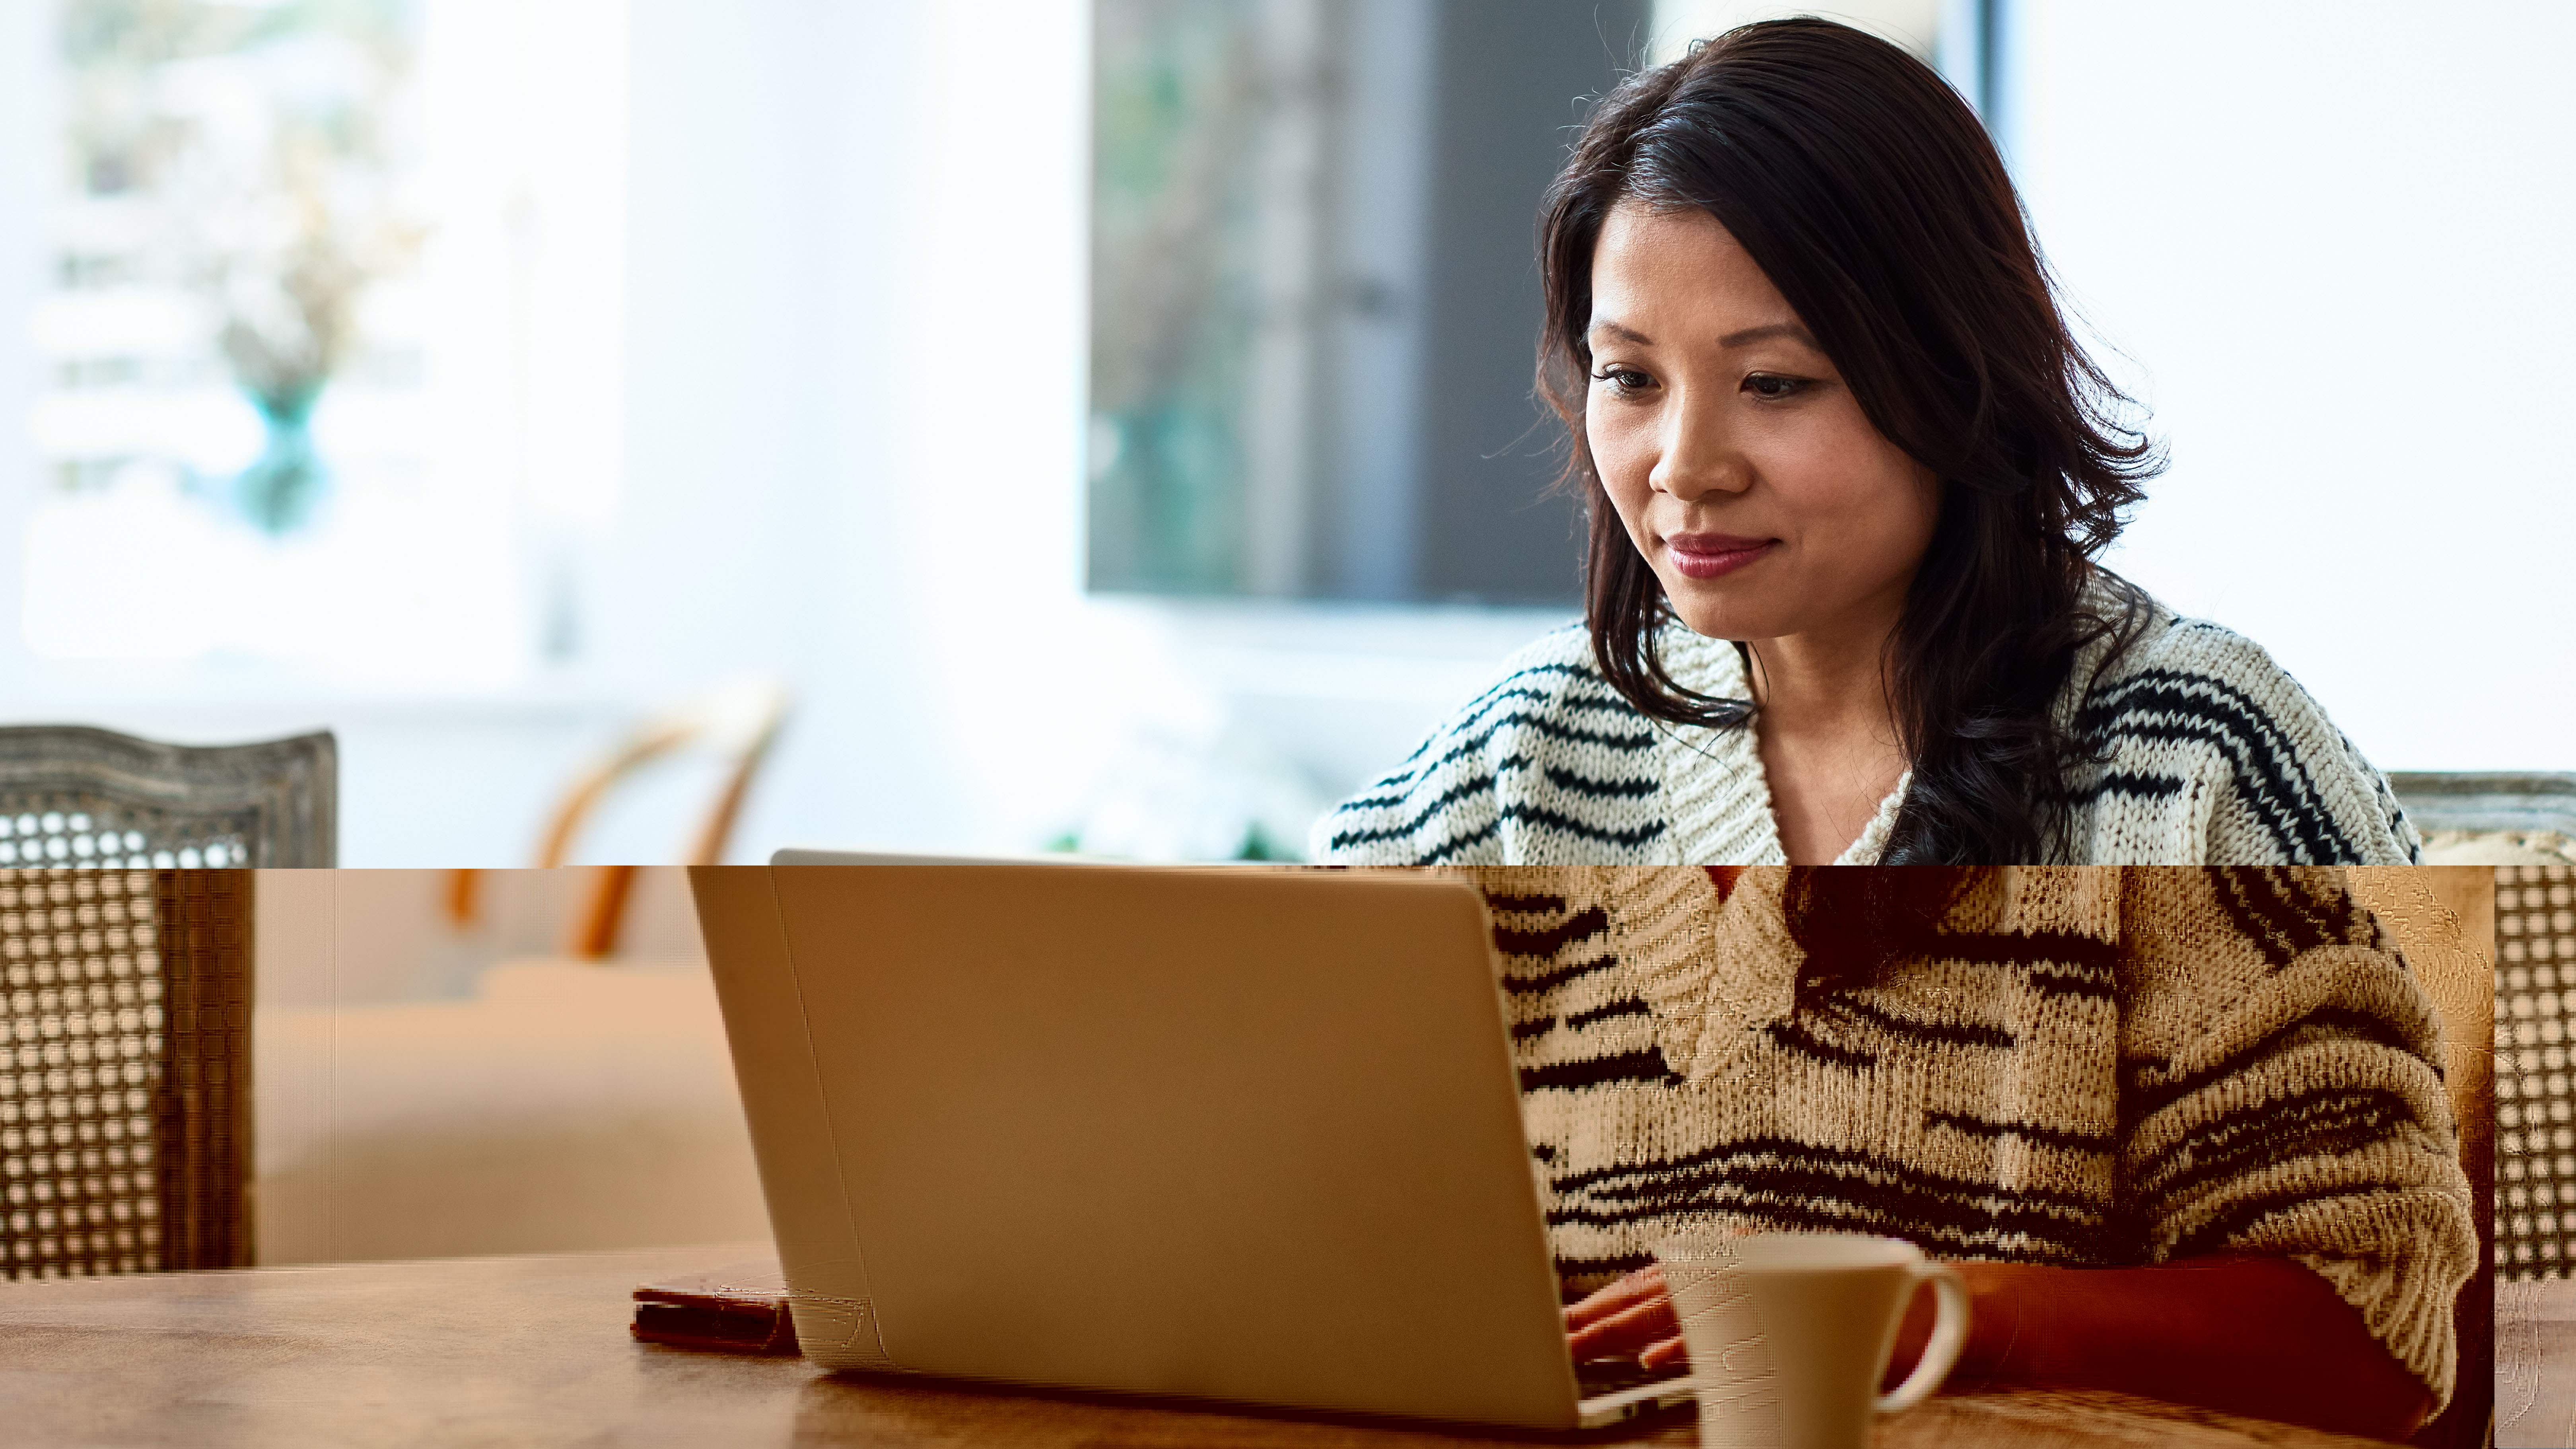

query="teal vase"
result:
[236,382,329,535]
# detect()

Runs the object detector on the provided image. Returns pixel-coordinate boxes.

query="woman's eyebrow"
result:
[1588,319,1819,349]
[1718,322,1817,348]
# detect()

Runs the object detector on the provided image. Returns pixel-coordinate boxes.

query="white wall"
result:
[2004,0,2576,771]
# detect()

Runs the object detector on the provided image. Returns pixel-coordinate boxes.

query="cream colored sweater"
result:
[1312,601,2420,866]
[1475,866,2475,1408]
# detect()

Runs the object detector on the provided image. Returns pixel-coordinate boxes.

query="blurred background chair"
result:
[446,677,789,959]
[2392,771,2576,866]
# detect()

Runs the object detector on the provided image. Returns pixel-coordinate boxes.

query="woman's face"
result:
[1584,199,1941,649]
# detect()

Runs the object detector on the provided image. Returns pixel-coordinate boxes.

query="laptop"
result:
[687,852,1691,1430]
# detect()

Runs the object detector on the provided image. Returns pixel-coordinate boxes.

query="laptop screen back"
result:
[695,863,1584,1427]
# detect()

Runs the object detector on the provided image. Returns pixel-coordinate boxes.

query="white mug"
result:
[1653,1231,1971,1449]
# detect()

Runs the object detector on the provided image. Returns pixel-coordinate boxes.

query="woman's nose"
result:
[1649,395,1750,500]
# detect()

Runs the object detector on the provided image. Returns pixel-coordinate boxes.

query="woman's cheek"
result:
[1587,416,1649,508]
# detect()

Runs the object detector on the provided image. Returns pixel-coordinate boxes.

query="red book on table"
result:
[631,1259,800,1356]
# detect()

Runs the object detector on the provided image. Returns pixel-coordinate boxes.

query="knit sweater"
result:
[1310,599,2420,866]
[1478,865,2474,1408]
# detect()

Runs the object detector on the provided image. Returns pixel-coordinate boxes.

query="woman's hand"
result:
[1565,1253,2433,1441]
[1565,1266,1689,1372]
[1563,1261,1973,1387]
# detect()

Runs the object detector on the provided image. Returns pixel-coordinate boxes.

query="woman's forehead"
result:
[1589,200,1808,347]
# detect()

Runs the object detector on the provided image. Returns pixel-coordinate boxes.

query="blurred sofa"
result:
[252,870,769,1264]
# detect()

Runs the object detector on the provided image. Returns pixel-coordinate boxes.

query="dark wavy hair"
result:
[1537,19,2159,864]
[1781,867,1977,996]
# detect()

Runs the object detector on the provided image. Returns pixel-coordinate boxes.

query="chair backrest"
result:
[1,869,253,1278]
[2495,863,2575,1282]
[445,678,789,960]
[531,677,788,873]
[0,728,335,869]
[2392,771,2576,866]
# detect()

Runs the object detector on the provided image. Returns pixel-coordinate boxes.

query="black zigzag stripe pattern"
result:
[1826,995,2016,1051]
[1762,1015,1877,1070]
[1544,1136,2117,1265]
[1312,638,1671,864]
[2124,1005,2425,1122]
[1458,867,2463,1402]
[1491,906,1609,959]
[2070,656,2362,863]
[2207,868,2364,970]
[1487,879,2141,1276]
[1481,885,1687,1126]
[1566,998,1653,1032]
[1929,930,2122,1001]
[2140,1085,2422,1208]
[1927,1109,2114,1154]
[1521,1050,1682,1093]
[1312,609,2420,866]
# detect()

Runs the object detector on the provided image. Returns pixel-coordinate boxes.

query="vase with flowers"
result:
[210,178,385,536]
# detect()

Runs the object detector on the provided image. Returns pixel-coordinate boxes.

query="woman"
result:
[1507,865,2473,1439]
[1309,20,2415,867]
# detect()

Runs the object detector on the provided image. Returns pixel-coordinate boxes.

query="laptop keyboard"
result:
[1575,1356,1687,1397]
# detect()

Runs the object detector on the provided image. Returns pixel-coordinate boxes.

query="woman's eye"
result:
[1744,372,1806,400]
[1592,366,1653,394]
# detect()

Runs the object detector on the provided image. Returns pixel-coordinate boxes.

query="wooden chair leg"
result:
[572,864,639,961]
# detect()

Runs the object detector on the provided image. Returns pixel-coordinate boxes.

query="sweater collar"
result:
[1604,866,2109,1084]
[1604,865,1800,1084]
[1644,630,1903,866]
[1635,572,2170,866]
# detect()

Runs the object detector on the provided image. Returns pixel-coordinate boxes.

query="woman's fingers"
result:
[1639,1334,1689,1372]
[1565,1264,1666,1331]
[1566,1268,1682,1362]
[1568,1296,1678,1361]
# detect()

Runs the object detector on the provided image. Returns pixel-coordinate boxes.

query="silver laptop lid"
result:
[692,863,1589,1428]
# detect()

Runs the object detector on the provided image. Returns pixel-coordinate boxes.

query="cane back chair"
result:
[1,870,253,1277]
[2497,862,2576,1282]
[0,727,334,870]
[0,727,334,1278]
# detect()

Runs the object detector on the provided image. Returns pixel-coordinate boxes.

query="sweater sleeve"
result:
[1306,696,1514,866]
[1307,628,1665,866]
[2074,619,2423,865]
[2113,867,2477,1410]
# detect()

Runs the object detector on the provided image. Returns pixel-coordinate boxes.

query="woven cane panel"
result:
[0,799,251,870]
[2497,863,2576,1279]
[0,870,250,1279]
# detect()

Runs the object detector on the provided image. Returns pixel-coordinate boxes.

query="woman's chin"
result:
[1658,585,1777,644]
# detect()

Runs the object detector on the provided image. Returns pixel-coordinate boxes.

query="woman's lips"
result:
[1664,533,1776,580]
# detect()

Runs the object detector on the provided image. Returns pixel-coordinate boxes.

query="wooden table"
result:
[2499,1278,2576,1446]
[0,1246,2404,1448]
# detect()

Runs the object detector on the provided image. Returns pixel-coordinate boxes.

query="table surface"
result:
[0,1246,2407,1449]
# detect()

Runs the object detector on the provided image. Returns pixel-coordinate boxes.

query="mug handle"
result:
[1874,1261,1970,1414]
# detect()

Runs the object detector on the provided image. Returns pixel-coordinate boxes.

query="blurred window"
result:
[22,0,624,690]
[1084,0,1937,607]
